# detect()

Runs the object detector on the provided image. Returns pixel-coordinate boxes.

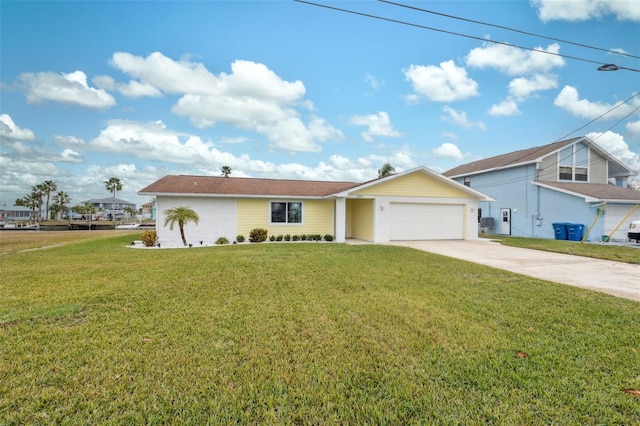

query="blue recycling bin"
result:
[567,224,585,241]
[552,223,569,240]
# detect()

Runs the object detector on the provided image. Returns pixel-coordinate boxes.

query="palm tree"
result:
[32,184,45,221]
[377,162,395,178]
[52,191,70,220]
[163,206,200,246]
[16,192,40,222]
[104,177,123,225]
[221,166,232,177]
[41,180,57,220]
[124,205,137,220]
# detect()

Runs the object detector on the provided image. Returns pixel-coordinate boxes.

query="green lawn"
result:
[1,235,639,424]
[493,236,640,264]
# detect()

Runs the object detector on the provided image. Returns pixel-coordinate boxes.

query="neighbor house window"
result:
[271,202,302,224]
[559,144,589,182]
[464,176,471,187]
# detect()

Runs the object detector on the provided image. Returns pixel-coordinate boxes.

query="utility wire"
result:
[293,0,640,73]
[378,0,640,61]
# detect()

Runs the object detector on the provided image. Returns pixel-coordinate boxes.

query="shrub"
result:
[276,235,283,241]
[323,234,334,241]
[312,234,322,241]
[140,230,158,247]
[292,235,300,241]
[284,234,291,241]
[236,234,245,243]
[300,234,308,241]
[216,237,230,245]
[269,235,276,242]
[249,228,268,243]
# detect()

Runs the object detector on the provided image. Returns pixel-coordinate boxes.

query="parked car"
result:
[629,220,640,243]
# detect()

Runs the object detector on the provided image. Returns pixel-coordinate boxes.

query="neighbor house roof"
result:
[443,137,582,178]
[84,197,136,205]
[139,175,362,198]
[534,181,640,203]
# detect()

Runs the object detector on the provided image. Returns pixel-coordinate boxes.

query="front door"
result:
[500,208,511,235]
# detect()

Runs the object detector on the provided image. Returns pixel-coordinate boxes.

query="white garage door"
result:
[390,203,464,240]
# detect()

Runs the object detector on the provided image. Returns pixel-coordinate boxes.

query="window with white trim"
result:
[271,201,302,224]
[558,144,589,182]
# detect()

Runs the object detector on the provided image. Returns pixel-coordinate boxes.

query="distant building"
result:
[0,204,33,224]
[141,201,156,219]
[83,197,137,219]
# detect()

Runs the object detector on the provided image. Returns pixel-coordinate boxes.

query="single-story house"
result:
[443,136,640,241]
[138,166,493,247]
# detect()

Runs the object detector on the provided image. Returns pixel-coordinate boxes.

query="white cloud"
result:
[466,43,565,76]
[554,86,640,119]
[108,52,341,153]
[18,70,116,109]
[404,60,479,102]
[587,131,640,174]
[0,114,36,141]
[443,132,458,140]
[441,106,486,129]
[365,73,384,90]
[488,99,521,116]
[350,111,402,142]
[432,142,464,160]
[626,120,640,138]
[532,0,640,22]
[508,74,558,99]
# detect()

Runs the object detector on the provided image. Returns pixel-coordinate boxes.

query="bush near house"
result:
[215,237,230,245]
[236,235,245,243]
[249,228,268,243]
[323,234,334,241]
[140,231,158,247]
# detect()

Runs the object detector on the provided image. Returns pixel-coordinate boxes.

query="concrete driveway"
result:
[387,239,640,302]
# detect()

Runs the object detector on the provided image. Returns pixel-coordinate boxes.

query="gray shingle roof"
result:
[443,137,582,177]
[536,181,640,202]
[139,175,361,197]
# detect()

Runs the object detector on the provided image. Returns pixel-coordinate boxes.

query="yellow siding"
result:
[348,199,373,240]
[352,172,469,198]
[236,198,334,237]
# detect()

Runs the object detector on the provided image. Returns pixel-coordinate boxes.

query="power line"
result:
[293,0,640,73]
[378,0,640,61]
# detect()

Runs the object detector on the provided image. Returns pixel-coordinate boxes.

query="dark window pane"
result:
[271,202,286,222]
[575,168,588,181]
[287,202,302,223]
[559,166,572,180]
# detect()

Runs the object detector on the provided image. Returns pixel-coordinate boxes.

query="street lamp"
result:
[597,63,640,72]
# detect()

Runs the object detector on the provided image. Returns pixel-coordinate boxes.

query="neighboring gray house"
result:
[443,136,640,242]
[83,197,137,219]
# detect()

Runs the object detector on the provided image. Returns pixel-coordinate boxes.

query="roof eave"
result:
[532,181,600,202]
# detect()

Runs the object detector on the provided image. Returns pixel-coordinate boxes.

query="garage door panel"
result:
[390,203,463,240]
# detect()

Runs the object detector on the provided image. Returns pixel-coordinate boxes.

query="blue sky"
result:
[1,0,639,208]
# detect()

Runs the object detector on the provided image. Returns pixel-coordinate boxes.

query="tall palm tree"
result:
[104,177,123,225]
[163,206,200,246]
[377,162,395,178]
[53,191,70,220]
[221,166,232,177]
[32,184,45,221]
[41,180,57,220]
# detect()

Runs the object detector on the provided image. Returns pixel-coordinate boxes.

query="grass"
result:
[0,230,135,256]
[1,233,639,424]
[492,236,640,264]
